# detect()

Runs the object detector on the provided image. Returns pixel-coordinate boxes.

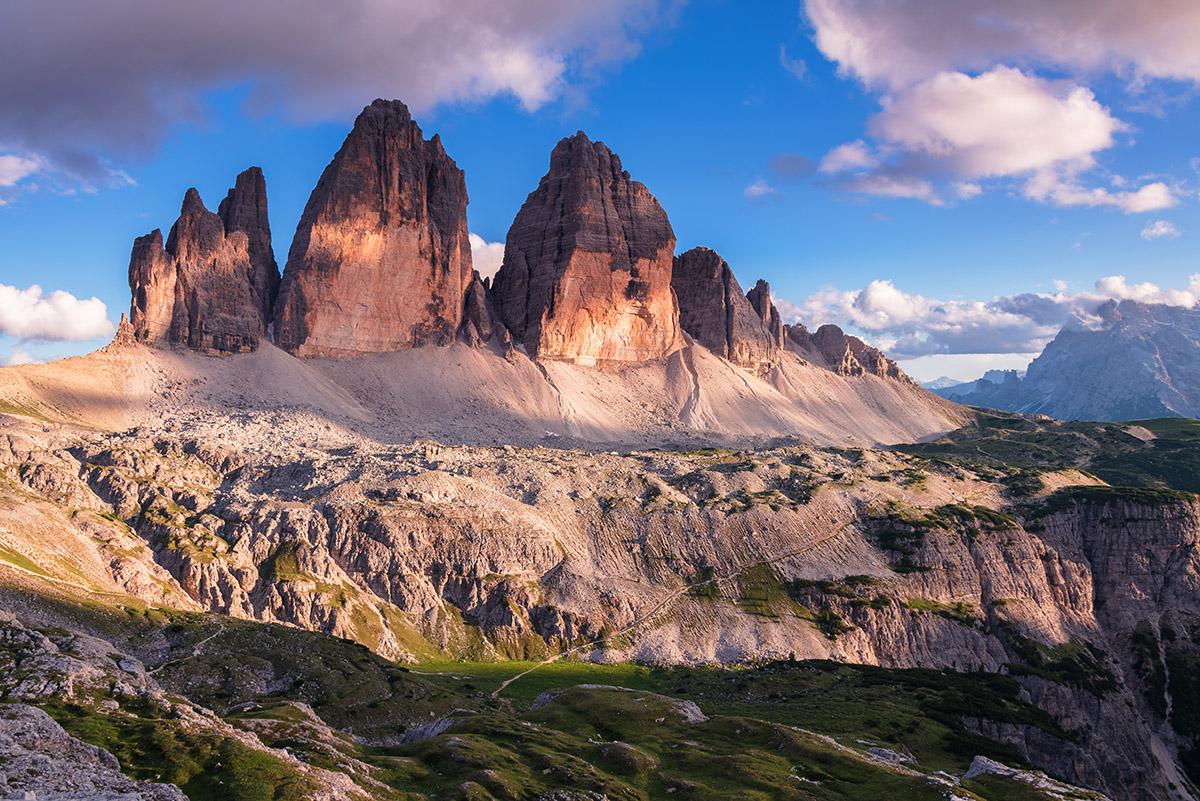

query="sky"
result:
[1,0,1198,382]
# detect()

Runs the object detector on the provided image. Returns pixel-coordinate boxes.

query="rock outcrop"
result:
[127,168,277,354]
[935,300,1200,420]
[491,132,681,365]
[0,705,187,801]
[274,99,472,357]
[787,323,907,380]
[671,247,783,374]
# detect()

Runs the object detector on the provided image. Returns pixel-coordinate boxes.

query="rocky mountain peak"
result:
[671,247,782,375]
[940,299,1200,420]
[274,98,472,357]
[786,323,907,381]
[491,131,681,365]
[126,168,277,355]
[217,165,278,324]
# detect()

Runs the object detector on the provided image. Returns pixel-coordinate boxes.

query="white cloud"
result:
[804,1,1196,208]
[0,155,42,187]
[1141,220,1181,240]
[744,179,780,202]
[847,174,940,204]
[1095,274,1200,306]
[804,0,1200,91]
[0,284,115,342]
[872,69,1119,177]
[469,233,506,281]
[789,273,1200,359]
[0,0,679,183]
[0,345,39,368]
[818,140,878,174]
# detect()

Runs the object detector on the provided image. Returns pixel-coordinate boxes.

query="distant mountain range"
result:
[930,299,1200,420]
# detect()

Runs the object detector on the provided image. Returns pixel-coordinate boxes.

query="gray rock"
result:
[0,704,187,801]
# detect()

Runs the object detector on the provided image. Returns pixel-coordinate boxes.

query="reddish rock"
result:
[491,132,681,365]
[671,247,782,374]
[274,99,472,357]
[127,169,277,354]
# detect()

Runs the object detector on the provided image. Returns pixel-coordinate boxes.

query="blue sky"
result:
[2,0,1198,381]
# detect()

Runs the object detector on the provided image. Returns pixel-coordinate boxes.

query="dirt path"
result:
[149,622,226,675]
[491,518,854,698]
[491,483,999,699]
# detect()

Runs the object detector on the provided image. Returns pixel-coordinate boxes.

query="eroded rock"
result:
[275,99,472,357]
[492,132,681,365]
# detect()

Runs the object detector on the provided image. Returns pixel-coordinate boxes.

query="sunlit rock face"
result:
[127,167,278,355]
[274,99,472,357]
[672,246,783,375]
[785,322,908,381]
[491,132,681,366]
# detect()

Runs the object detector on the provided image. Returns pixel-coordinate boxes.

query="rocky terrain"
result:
[0,98,1194,800]
[938,300,1200,420]
[0,405,1195,799]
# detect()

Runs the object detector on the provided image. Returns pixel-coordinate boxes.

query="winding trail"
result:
[149,622,226,675]
[491,518,856,698]
[490,481,1000,699]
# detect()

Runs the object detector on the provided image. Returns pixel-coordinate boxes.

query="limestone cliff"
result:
[671,247,783,374]
[127,168,277,354]
[491,132,681,365]
[274,99,472,357]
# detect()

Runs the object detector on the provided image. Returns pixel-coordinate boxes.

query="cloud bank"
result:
[804,0,1199,209]
[0,284,115,342]
[0,0,679,189]
[788,273,1200,359]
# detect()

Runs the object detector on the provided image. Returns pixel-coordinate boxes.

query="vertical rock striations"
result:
[491,132,681,365]
[671,247,783,374]
[274,99,472,357]
[127,168,278,354]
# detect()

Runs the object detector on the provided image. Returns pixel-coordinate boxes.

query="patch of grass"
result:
[41,699,318,801]
[997,621,1118,696]
[898,413,1200,495]
[1130,621,1168,718]
[1031,486,1195,519]
[903,598,980,626]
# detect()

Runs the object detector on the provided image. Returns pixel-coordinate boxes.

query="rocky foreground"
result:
[0,407,1196,800]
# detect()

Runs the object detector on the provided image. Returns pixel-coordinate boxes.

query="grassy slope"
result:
[896,412,1200,495]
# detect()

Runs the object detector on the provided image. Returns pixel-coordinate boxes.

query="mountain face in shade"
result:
[127,168,277,355]
[490,132,682,365]
[671,246,783,375]
[274,99,472,357]
[944,300,1200,420]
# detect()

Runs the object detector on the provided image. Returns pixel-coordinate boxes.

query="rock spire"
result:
[491,132,681,365]
[126,168,278,354]
[671,247,783,374]
[274,99,472,357]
